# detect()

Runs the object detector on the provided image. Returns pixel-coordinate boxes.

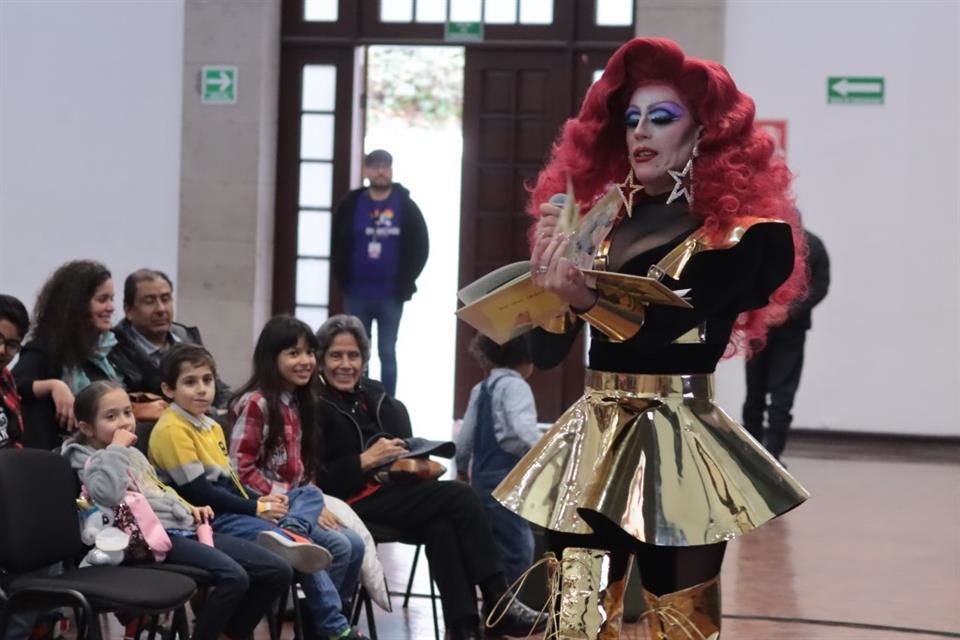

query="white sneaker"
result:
[256,530,332,573]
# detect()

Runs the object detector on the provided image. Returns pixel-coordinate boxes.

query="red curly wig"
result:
[529,38,807,355]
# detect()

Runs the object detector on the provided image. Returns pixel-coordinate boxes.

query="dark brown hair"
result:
[159,343,218,393]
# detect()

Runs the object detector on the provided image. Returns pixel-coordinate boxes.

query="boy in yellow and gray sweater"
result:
[149,343,368,640]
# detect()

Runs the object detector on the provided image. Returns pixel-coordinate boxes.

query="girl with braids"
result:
[228,315,367,640]
[491,38,809,639]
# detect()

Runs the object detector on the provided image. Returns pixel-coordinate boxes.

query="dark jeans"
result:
[212,486,354,635]
[344,295,404,396]
[743,328,807,458]
[472,475,534,584]
[352,480,504,625]
[163,533,292,640]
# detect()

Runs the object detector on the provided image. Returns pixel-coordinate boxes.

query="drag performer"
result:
[492,38,810,639]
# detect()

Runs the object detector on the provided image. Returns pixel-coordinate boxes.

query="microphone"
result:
[548,193,567,207]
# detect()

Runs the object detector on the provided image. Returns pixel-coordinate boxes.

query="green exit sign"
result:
[445,21,483,42]
[202,65,237,105]
[828,76,884,105]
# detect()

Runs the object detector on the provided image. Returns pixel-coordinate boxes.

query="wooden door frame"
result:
[273,45,356,314]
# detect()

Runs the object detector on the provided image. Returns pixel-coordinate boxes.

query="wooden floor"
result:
[339,434,960,639]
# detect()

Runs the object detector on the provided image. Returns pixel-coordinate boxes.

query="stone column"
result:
[177,0,280,385]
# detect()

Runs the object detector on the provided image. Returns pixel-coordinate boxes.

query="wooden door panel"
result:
[454,49,584,422]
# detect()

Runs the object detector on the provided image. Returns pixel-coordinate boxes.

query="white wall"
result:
[717,0,960,436]
[0,0,184,313]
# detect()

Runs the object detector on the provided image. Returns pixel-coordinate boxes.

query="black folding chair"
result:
[0,449,197,640]
[354,524,441,640]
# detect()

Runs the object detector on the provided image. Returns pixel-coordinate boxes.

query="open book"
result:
[456,186,692,344]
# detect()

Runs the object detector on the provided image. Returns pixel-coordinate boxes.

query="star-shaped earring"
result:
[617,169,643,218]
[666,158,694,205]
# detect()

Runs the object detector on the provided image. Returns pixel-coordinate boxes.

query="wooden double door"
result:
[276,45,612,420]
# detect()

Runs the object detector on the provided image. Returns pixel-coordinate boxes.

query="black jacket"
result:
[13,337,129,450]
[313,377,412,500]
[110,319,231,407]
[331,183,429,301]
[777,230,830,333]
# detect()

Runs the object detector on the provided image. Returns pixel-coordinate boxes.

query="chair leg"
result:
[291,582,306,640]
[172,606,191,640]
[362,587,377,640]
[266,607,280,640]
[275,585,290,640]
[74,609,88,640]
[87,613,104,640]
[146,615,161,640]
[350,585,363,626]
[403,544,422,609]
[428,566,440,640]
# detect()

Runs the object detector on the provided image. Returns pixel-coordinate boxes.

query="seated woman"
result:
[311,315,545,640]
[14,260,130,450]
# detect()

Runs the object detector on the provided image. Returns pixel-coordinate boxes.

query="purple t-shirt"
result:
[349,189,403,298]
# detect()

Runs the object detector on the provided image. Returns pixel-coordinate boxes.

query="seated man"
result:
[111,269,230,409]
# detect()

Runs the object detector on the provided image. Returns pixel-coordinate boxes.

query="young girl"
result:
[230,315,366,640]
[63,381,292,640]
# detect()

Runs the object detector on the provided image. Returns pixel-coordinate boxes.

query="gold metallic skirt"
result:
[493,370,809,546]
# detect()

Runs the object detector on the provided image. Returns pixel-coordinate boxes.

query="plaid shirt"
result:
[0,368,24,448]
[229,391,304,495]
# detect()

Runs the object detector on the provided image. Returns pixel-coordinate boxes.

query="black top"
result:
[331,182,430,302]
[110,319,232,407]
[313,378,413,500]
[532,195,795,375]
[776,229,829,333]
[13,338,124,450]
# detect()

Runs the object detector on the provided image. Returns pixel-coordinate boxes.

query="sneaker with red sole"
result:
[257,530,332,573]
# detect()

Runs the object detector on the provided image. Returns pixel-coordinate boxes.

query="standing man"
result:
[743,228,830,460]
[331,149,429,397]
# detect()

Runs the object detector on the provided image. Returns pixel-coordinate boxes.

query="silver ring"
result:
[535,265,549,274]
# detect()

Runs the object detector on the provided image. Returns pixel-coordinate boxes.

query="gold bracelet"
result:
[578,298,645,342]
[539,309,578,334]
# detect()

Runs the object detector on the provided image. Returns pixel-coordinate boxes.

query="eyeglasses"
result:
[0,336,22,355]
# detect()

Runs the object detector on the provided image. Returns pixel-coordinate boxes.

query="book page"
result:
[583,270,693,308]
[457,261,530,304]
[566,187,624,269]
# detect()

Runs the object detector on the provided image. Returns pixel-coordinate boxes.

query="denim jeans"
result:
[280,486,364,600]
[310,525,365,603]
[344,295,404,396]
[212,486,353,636]
[163,533,292,639]
[472,471,534,584]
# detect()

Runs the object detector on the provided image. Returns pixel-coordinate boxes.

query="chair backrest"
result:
[135,420,157,457]
[0,449,84,573]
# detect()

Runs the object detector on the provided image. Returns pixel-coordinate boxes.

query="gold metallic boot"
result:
[641,575,721,640]
[542,548,634,640]
[548,547,604,639]
[597,552,632,640]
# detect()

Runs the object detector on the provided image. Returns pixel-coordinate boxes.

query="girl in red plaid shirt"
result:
[229,315,366,640]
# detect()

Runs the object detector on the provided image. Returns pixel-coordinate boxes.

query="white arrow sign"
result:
[831,78,882,96]
[210,71,232,92]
